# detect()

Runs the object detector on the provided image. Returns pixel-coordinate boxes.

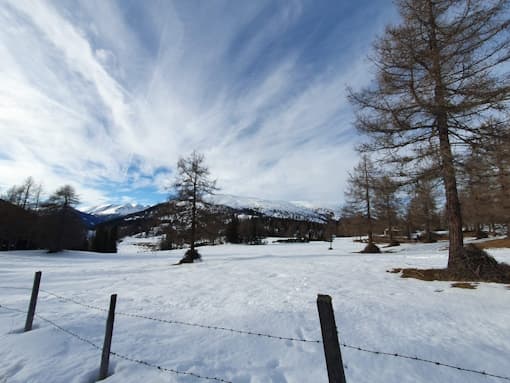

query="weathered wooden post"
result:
[317,294,347,383]
[24,271,42,332]
[98,294,117,381]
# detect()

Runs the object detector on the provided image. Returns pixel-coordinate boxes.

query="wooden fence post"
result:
[317,294,347,383]
[98,294,117,381]
[24,271,42,332]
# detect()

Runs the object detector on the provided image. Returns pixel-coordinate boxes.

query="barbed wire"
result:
[109,351,232,382]
[341,343,510,381]
[40,289,109,314]
[0,303,233,383]
[39,289,321,344]
[116,310,322,344]
[2,287,510,381]
[0,286,32,291]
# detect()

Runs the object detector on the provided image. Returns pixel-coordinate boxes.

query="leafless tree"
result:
[4,185,24,206]
[173,151,218,262]
[349,0,510,267]
[407,179,441,242]
[20,176,35,210]
[373,175,401,245]
[343,155,380,252]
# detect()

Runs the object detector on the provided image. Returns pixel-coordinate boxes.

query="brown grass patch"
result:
[134,242,159,251]
[391,244,510,284]
[451,282,478,289]
[399,268,445,281]
[360,242,381,253]
[476,238,510,249]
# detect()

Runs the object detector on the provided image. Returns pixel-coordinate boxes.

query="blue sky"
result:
[0,0,396,208]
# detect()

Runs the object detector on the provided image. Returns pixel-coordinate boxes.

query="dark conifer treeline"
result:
[1,183,90,252]
[91,225,118,253]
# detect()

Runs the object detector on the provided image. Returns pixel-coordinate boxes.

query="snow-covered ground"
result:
[1,238,509,383]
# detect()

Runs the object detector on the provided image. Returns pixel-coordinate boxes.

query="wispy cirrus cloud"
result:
[0,0,396,207]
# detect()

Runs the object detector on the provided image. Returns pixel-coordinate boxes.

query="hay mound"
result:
[397,244,510,283]
[361,242,381,253]
[449,244,503,279]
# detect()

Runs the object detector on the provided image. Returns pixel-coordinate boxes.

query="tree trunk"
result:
[388,215,393,243]
[425,214,432,242]
[428,0,463,268]
[364,161,373,244]
[191,183,197,252]
[406,220,411,240]
[438,123,464,267]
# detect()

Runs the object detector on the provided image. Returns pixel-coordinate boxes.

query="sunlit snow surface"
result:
[0,238,509,382]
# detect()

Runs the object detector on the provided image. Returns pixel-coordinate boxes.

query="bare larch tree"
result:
[173,151,218,263]
[373,174,401,245]
[349,0,510,268]
[343,155,381,253]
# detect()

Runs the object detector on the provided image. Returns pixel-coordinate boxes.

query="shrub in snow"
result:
[178,248,202,264]
[361,242,381,253]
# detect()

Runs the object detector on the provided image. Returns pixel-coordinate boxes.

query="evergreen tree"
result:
[226,214,241,244]
[92,225,118,253]
[41,185,84,252]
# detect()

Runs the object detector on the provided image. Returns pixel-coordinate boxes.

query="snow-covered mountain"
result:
[204,194,336,223]
[85,203,149,217]
[81,195,338,230]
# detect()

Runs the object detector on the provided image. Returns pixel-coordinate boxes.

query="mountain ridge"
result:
[81,194,339,230]
[204,194,337,223]
[84,203,150,217]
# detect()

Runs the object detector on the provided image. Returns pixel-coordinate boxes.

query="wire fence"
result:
[40,288,321,344]
[340,343,510,381]
[0,303,233,383]
[1,284,510,382]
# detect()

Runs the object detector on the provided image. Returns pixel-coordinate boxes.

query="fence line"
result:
[0,286,32,291]
[2,285,510,382]
[40,288,322,344]
[340,343,510,381]
[0,303,233,383]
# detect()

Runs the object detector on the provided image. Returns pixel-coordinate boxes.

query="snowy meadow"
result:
[1,238,509,383]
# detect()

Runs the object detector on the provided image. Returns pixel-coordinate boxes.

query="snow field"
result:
[0,238,509,382]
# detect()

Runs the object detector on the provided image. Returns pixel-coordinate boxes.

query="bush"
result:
[361,242,381,253]
[178,248,202,264]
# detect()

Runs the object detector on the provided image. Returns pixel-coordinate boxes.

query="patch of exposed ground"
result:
[451,282,478,289]
[390,244,510,284]
[476,238,510,249]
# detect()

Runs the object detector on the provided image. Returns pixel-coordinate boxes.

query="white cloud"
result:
[0,0,396,207]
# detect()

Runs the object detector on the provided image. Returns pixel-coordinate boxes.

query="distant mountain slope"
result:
[204,194,334,223]
[78,203,151,228]
[76,210,112,228]
[85,203,149,216]
[81,195,337,233]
